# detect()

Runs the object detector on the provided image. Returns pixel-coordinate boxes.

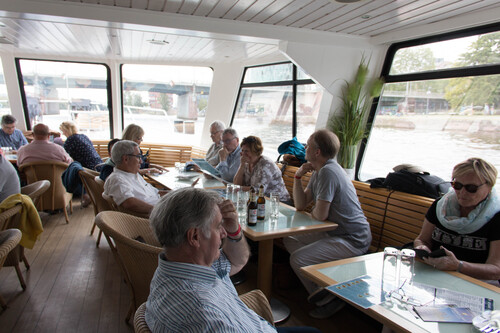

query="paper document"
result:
[192,158,221,178]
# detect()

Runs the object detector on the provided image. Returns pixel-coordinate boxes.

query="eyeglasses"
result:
[451,181,486,193]
[127,154,142,160]
[222,137,236,144]
[210,130,221,136]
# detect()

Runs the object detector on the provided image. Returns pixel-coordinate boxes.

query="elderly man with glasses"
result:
[215,128,241,183]
[204,120,225,167]
[0,115,28,151]
[103,140,167,216]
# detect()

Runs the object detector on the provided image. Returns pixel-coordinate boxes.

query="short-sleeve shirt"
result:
[425,199,500,263]
[17,140,72,165]
[0,128,28,150]
[0,155,20,202]
[64,134,102,170]
[307,159,371,248]
[145,251,276,333]
[103,168,159,206]
[242,155,290,201]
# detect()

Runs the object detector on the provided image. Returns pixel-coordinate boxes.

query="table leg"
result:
[257,240,290,323]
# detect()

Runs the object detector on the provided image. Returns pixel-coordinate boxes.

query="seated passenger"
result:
[0,153,20,202]
[215,128,241,182]
[205,120,225,166]
[283,129,371,319]
[59,121,102,170]
[0,115,28,151]
[98,138,120,181]
[122,124,166,175]
[145,187,320,333]
[103,140,165,216]
[17,123,72,165]
[414,157,500,285]
[233,135,290,202]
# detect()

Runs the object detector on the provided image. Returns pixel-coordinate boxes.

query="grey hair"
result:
[150,188,222,248]
[222,127,238,139]
[111,140,138,166]
[210,120,225,132]
[1,115,17,126]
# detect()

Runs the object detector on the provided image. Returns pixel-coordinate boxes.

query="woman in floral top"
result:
[233,136,290,202]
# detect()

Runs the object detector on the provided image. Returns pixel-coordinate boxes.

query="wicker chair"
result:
[0,205,27,289]
[2,180,51,290]
[79,169,112,247]
[95,211,161,323]
[133,290,274,332]
[20,180,51,208]
[19,160,73,223]
[0,229,22,309]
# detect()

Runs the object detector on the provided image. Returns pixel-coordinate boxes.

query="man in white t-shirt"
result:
[104,140,166,216]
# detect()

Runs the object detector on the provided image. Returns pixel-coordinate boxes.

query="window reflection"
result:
[0,59,10,117]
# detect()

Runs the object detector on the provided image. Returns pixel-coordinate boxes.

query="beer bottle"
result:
[257,184,266,220]
[247,187,258,226]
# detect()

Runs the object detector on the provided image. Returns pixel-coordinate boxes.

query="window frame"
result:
[231,61,315,138]
[15,58,113,136]
[358,22,500,178]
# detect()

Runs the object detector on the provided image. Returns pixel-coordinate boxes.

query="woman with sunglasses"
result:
[414,158,500,285]
[233,135,290,202]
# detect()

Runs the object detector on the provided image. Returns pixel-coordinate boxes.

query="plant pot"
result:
[338,144,357,170]
[344,168,355,180]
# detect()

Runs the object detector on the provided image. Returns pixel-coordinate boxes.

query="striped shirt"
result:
[145,252,276,333]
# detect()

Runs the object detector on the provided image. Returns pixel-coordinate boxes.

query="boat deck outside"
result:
[0,200,381,332]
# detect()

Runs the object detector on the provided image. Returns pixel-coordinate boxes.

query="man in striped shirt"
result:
[145,188,320,333]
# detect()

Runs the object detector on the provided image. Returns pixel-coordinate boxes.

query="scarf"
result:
[436,187,500,234]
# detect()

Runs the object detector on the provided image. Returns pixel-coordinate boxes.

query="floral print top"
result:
[243,155,290,201]
[64,133,102,170]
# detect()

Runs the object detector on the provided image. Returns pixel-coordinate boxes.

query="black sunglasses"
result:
[451,181,486,193]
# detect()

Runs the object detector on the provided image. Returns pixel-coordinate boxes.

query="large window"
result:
[0,59,10,117]
[359,25,500,192]
[16,59,111,139]
[121,64,213,145]
[232,62,323,159]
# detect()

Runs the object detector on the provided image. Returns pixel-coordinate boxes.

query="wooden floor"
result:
[0,200,382,333]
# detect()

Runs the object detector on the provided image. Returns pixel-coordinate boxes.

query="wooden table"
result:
[5,153,17,164]
[301,252,500,333]
[242,202,338,300]
[146,168,225,190]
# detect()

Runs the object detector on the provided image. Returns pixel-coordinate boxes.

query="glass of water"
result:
[226,184,234,201]
[237,190,249,221]
[270,192,280,218]
[232,185,240,203]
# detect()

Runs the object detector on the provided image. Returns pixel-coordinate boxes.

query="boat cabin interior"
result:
[0,0,499,331]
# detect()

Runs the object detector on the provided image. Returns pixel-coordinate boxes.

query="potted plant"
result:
[328,57,384,175]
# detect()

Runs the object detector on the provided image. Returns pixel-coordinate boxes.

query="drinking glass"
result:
[381,247,399,301]
[232,185,240,203]
[270,192,280,218]
[237,190,249,220]
[175,162,182,172]
[226,184,234,201]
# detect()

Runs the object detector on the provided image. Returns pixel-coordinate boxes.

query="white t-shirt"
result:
[103,168,160,206]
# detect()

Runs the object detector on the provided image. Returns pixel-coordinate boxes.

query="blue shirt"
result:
[145,251,276,333]
[216,145,241,182]
[0,128,28,150]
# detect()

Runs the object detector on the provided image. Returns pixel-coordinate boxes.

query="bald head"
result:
[33,123,50,141]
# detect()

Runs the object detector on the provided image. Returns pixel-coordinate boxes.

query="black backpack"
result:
[369,169,450,199]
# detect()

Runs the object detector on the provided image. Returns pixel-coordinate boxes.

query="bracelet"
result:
[295,175,302,179]
[227,233,243,242]
[457,260,463,272]
[226,224,241,238]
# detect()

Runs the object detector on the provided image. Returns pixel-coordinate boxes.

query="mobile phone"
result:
[427,248,446,258]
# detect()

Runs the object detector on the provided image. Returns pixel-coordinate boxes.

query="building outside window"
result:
[16,59,111,139]
[121,64,213,145]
